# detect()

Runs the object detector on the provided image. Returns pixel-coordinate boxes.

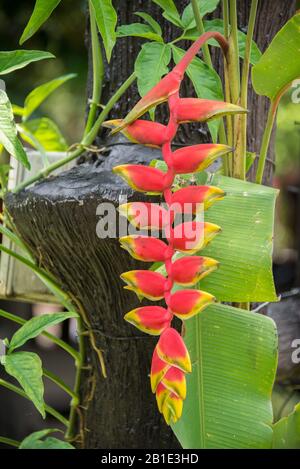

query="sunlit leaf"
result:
[2,352,45,417]
[20,117,68,151]
[0,50,54,75]
[20,0,62,44]
[0,90,30,169]
[8,312,78,353]
[252,13,300,100]
[172,303,278,448]
[90,0,117,62]
[23,73,76,120]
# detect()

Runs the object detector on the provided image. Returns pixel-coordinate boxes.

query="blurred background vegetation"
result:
[0,0,87,144]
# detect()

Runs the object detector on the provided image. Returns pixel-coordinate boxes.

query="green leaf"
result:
[155,173,277,301]
[252,13,300,100]
[90,0,117,62]
[20,117,68,151]
[12,104,25,117]
[152,0,182,27]
[183,19,261,65]
[172,303,278,448]
[135,42,172,119]
[134,12,162,35]
[20,0,62,45]
[23,73,76,120]
[0,164,11,190]
[3,352,45,417]
[199,173,278,301]
[246,150,256,173]
[0,50,54,75]
[0,90,30,169]
[181,0,220,30]
[172,45,223,142]
[272,403,300,448]
[8,312,78,353]
[116,24,163,42]
[19,429,74,449]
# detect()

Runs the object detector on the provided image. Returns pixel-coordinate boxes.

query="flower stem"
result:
[84,1,104,136]
[235,0,258,180]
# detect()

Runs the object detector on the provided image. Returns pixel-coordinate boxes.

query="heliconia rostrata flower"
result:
[107,32,246,424]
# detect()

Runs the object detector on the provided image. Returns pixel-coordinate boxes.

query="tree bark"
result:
[5,0,296,449]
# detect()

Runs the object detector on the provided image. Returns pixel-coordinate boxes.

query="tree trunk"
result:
[5,0,296,448]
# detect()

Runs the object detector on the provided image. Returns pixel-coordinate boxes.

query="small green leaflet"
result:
[23,73,76,120]
[0,90,30,169]
[2,352,45,418]
[8,312,78,353]
[152,0,182,27]
[116,24,163,43]
[19,429,74,449]
[134,12,162,36]
[20,0,62,44]
[181,0,220,29]
[90,0,117,62]
[0,50,54,75]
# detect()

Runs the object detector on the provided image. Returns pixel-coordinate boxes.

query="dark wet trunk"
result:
[5,0,296,448]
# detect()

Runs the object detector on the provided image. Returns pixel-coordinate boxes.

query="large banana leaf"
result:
[200,173,278,301]
[154,168,278,302]
[172,303,278,448]
[272,403,300,448]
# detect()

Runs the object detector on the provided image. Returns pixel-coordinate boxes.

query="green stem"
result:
[82,72,136,146]
[84,1,104,136]
[13,72,136,194]
[255,100,277,184]
[0,309,79,362]
[0,436,20,447]
[0,223,28,252]
[228,0,241,179]
[43,368,78,400]
[191,0,228,173]
[191,0,212,66]
[65,316,85,441]
[0,378,68,426]
[235,0,258,180]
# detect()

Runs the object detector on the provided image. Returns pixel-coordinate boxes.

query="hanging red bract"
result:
[108,32,246,425]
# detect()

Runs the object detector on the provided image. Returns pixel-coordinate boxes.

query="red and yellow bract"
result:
[109,32,246,424]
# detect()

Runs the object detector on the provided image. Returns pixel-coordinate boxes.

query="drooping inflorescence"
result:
[105,33,246,425]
